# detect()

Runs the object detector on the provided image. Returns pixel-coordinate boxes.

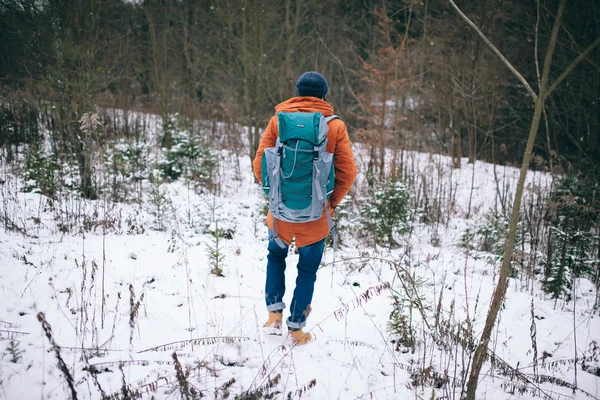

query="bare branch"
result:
[541,2,600,73]
[539,0,566,96]
[545,36,600,99]
[315,29,369,117]
[447,0,538,101]
[534,0,542,90]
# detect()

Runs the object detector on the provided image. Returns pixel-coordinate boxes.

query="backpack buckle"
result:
[313,146,319,160]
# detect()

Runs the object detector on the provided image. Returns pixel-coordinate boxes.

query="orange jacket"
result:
[253,97,357,247]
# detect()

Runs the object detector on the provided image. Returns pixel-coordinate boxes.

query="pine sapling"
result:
[206,222,225,276]
[7,340,23,363]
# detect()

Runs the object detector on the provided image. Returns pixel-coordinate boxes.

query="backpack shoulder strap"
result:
[325,114,339,123]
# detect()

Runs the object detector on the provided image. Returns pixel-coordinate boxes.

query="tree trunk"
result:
[467,124,476,164]
[454,110,462,168]
[379,66,388,180]
[465,95,546,399]
[241,0,253,163]
[284,0,301,98]
[463,0,566,397]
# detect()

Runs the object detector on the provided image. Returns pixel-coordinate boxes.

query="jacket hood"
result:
[274,97,334,116]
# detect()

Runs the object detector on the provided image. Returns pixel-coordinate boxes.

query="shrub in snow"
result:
[147,179,173,231]
[206,221,225,276]
[6,340,23,364]
[104,137,150,202]
[543,172,599,300]
[358,179,412,247]
[328,194,354,247]
[543,227,596,300]
[159,116,218,191]
[429,230,441,247]
[24,138,60,197]
[460,209,524,275]
[476,210,510,255]
[388,294,417,354]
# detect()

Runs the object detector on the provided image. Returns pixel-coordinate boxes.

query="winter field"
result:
[1,113,599,399]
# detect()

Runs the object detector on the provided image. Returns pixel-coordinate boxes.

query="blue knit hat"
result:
[296,72,328,99]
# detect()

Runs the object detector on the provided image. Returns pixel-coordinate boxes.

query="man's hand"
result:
[329,199,336,210]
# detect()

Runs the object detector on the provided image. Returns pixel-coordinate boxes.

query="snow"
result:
[1,124,599,399]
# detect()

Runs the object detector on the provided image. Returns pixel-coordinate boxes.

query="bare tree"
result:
[447,0,600,398]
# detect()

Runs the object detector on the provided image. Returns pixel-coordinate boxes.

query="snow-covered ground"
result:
[1,134,599,399]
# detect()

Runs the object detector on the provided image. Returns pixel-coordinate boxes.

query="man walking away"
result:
[253,71,357,345]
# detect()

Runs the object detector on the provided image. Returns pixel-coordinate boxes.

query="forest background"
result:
[1,1,600,398]
[1,0,599,177]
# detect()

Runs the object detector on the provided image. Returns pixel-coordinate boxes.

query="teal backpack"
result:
[261,111,338,247]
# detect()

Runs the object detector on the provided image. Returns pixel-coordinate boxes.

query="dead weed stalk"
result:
[37,312,78,400]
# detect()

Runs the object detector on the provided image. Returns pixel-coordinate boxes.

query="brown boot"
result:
[289,329,313,345]
[263,312,283,335]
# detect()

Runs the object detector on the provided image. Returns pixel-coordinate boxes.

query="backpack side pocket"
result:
[318,151,334,200]
[261,152,270,195]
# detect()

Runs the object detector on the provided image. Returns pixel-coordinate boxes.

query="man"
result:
[252,71,357,345]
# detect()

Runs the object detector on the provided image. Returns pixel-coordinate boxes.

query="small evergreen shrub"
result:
[543,172,600,299]
[459,210,526,279]
[24,138,60,198]
[429,230,441,247]
[327,195,354,247]
[159,116,218,190]
[358,179,412,247]
[6,340,23,363]
[105,137,150,201]
[206,222,225,276]
[388,295,416,354]
[460,210,523,260]
[147,178,172,231]
[476,210,510,255]
[543,227,596,299]
[459,227,475,251]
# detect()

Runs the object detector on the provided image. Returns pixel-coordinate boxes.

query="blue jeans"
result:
[265,232,325,330]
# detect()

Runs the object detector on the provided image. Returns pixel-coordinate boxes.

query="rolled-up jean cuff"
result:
[267,302,286,312]
[286,319,306,329]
